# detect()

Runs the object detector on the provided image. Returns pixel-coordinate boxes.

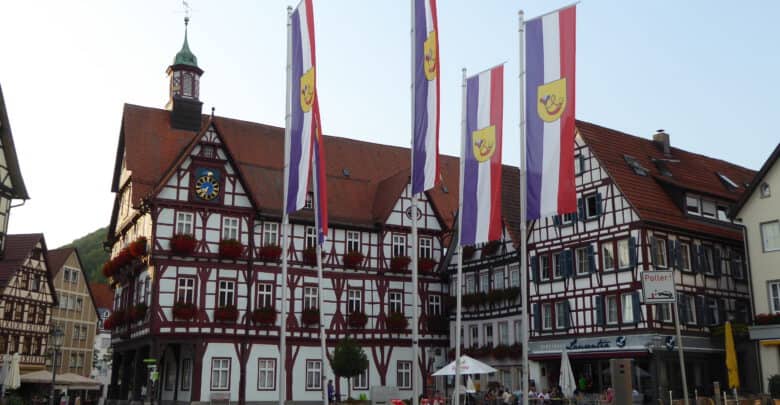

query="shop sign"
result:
[642,271,676,303]
[565,336,629,351]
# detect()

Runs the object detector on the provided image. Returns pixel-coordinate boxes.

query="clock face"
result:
[194,170,220,201]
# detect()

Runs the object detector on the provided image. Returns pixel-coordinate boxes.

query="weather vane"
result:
[183,1,191,24]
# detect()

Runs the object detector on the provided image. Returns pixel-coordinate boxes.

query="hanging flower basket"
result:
[492,344,511,359]
[129,236,148,258]
[101,260,116,278]
[302,247,319,266]
[301,308,320,326]
[170,234,196,256]
[173,301,198,321]
[481,240,501,256]
[386,312,408,332]
[252,306,277,325]
[347,311,368,328]
[113,248,132,269]
[214,305,239,323]
[462,246,476,260]
[219,239,244,259]
[104,309,126,330]
[343,251,365,269]
[756,313,780,325]
[418,257,437,273]
[258,244,282,262]
[426,315,449,334]
[128,302,148,322]
[390,256,411,272]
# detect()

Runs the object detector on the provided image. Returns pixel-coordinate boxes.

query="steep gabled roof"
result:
[0,234,57,306]
[0,84,29,199]
[89,282,113,311]
[47,247,75,276]
[578,120,756,239]
[732,142,780,217]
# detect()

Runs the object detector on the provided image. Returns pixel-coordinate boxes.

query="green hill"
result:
[60,227,110,284]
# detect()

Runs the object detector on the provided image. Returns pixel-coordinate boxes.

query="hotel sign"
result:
[642,271,676,303]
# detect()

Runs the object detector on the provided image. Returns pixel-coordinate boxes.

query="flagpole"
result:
[410,1,421,404]
[453,67,466,405]
[313,158,328,405]
[517,10,530,405]
[280,6,293,405]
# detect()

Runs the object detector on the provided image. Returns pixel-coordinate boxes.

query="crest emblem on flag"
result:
[300,67,316,113]
[536,78,567,122]
[472,125,496,163]
[423,31,438,81]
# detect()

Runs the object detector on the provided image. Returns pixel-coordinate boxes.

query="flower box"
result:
[386,312,408,332]
[113,248,132,269]
[104,309,126,330]
[301,308,320,326]
[214,305,239,323]
[128,303,148,322]
[343,251,365,269]
[252,307,277,325]
[170,234,197,256]
[756,313,780,325]
[418,257,437,273]
[101,260,116,278]
[492,344,511,359]
[481,240,501,256]
[302,247,319,266]
[390,256,411,272]
[426,315,449,334]
[462,246,476,260]
[129,236,148,258]
[347,311,368,328]
[487,290,505,306]
[258,244,282,262]
[219,239,244,259]
[173,301,198,321]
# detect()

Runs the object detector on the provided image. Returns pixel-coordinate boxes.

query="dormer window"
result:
[304,193,313,209]
[686,195,700,215]
[200,144,216,159]
[761,182,771,198]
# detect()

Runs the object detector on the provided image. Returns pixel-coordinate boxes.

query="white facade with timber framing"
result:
[104,25,454,405]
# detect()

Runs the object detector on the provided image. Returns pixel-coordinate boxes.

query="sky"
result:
[1,1,778,248]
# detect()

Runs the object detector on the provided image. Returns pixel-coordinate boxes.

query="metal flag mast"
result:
[280,6,293,405]
[410,1,420,404]
[453,67,467,405]
[517,10,530,405]
[312,143,328,405]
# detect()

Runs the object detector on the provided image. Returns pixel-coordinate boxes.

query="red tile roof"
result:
[47,247,74,276]
[578,120,756,240]
[89,282,113,310]
[0,234,44,288]
[733,142,780,217]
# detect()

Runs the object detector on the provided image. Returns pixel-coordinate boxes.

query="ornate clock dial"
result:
[194,171,220,201]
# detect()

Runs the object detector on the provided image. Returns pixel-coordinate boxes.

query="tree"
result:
[330,338,368,400]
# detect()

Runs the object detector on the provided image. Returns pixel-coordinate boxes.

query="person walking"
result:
[327,380,335,405]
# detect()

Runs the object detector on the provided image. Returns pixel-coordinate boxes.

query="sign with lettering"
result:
[642,271,676,303]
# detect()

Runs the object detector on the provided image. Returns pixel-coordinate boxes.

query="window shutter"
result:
[629,237,638,268]
[713,248,722,277]
[694,245,705,273]
[632,292,642,324]
[578,198,586,220]
[587,244,596,273]
[595,193,603,216]
[696,296,707,326]
[649,237,657,267]
[678,295,688,324]
[718,298,727,325]
[595,296,605,326]
[666,240,676,269]
[531,256,539,284]
[553,215,561,227]
[566,249,575,278]
[691,245,700,273]
[564,300,572,329]
[533,303,541,332]
[703,247,713,274]
[674,240,683,270]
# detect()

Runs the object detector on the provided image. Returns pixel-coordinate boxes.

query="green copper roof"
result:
[173,22,198,68]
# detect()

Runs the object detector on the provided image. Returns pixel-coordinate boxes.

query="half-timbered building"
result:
[105,25,453,405]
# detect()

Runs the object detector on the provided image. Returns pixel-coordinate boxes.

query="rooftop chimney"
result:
[653,129,671,156]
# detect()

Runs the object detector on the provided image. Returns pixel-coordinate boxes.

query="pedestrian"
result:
[327,379,335,405]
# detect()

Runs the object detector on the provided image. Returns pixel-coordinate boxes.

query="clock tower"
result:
[166,16,204,132]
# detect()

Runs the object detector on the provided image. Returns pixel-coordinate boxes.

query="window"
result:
[703,246,715,275]
[621,294,635,323]
[602,242,615,271]
[479,272,489,293]
[707,298,719,325]
[177,277,196,304]
[201,144,216,159]
[513,321,521,343]
[353,368,369,390]
[257,359,276,390]
[680,243,691,271]
[717,205,730,221]
[31,274,40,292]
[389,292,403,314]
[540,255,551,280]
[606,296,618,325]
[470,326,479,348]
[684,295,697,325]
[542,303,552,330]
[510,266,520,287]
[348,289,362,313]
[306,360,322,390]
[762,221,780,252]
[257,283,273,308]
[769,282,780,313]
[181,358,192,390]
[397,361,412,389]
[584,194,600,218]
[211,358,230,390]
[465,274,475,294]
[760,182,771,198]
[73,324,81,340]
[553,253,563,278]
[574,153,585,176]
[218,280,236,308]
[70,353,78,369]
[165,358,176,391]
[263,223,279,246]
[498,322,508,345]
[576,247,590,275]
[656,304,672,323]
[62,268,70,283]
[428,295,441,316]
[346,231,360,253]
[419,237,433,259]
[560,213,575,225]
[493,269,505,290]
[652,238,667,268]
[304,286,318,309]
[305,226,317,249]
[304,193,313,209]
[176,212,194,235]
[555,301,568,329]
[617,239,631,269]
[223,217,239,240]
[483,324,493,346]
[392,234,406,257]
[686,195,700,215]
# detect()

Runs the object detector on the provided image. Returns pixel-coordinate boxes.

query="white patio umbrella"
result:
[432,355,497,376]
[3,353,21,390]
[559,347,576,398]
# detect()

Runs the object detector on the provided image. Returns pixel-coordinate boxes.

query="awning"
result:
[760,339,780,346]
[20,371,101,388]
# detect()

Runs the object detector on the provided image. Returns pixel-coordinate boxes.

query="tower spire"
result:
[166,3,204,131]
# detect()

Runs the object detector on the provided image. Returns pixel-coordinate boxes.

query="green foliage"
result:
[60,227,110,284]
[769,374,780,398]
[6,395,25,405]
[330,338,368,379]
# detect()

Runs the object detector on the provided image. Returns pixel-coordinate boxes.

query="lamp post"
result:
[48,326,64,405]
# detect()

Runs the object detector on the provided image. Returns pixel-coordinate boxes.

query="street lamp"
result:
[48,326,64,405]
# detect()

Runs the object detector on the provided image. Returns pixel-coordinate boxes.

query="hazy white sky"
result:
[1,1,777,248]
